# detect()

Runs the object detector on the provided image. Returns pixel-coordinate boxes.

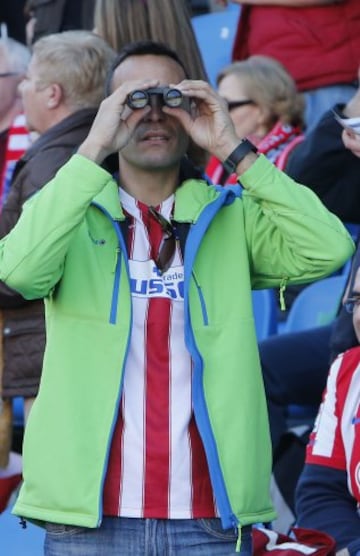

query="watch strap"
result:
[223,139,257,174]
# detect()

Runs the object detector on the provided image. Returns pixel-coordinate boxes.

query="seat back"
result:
[282,274,348,334]
[252,289,278,341]
[0,505,45,555]
[191,4,241,86]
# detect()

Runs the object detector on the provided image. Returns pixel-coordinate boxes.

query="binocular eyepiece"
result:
[126,87,183,110]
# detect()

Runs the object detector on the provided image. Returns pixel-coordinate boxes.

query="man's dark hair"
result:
[104,40,189,97]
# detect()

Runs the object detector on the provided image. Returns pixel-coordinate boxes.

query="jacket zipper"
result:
[92,190,240,530]
[183,190,240,530]
[91,203,132,526]
[191,271,208,325]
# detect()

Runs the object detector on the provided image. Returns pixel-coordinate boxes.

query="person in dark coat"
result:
[0,33,114,513]
[24,0,96,45]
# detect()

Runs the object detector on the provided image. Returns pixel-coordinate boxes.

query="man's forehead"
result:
[112,54,186,88]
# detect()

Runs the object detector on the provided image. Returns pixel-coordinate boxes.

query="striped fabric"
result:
[0,113,31,210]
[102,188,216,519]
[306,346,360,501]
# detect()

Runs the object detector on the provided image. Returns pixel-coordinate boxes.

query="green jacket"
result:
[0,154,354,531]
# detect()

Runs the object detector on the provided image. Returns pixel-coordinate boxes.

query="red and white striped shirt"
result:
[0,113,31,210]
[306,346,360,502]
[103,189,216,519]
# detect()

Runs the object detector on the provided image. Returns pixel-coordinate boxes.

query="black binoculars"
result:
[126,87,183,110]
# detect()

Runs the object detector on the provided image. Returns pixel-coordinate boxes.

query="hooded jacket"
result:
[0,153,354,531]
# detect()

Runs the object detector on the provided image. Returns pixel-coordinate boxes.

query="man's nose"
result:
[144,94,165,121]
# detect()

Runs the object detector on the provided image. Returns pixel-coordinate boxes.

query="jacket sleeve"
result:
[0,146,87,308]
[239,155,355,289]
[296,463,360,556]
[286,106,360,223]
[0,154,113,300]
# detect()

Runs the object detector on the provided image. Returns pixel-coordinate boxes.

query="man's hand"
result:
[77,78,160,164]
[342,87,360,120]
[342,128,360,158]
[165,79,241,165]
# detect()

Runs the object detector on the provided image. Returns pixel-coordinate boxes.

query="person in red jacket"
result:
[225,0,360,132]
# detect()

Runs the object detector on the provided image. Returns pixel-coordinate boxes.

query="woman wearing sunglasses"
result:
[206,55,305,185]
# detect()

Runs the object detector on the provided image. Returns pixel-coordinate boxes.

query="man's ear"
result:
[47,83,63,109]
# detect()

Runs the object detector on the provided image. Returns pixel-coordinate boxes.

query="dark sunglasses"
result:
[148,206,177,274]
[225,99,256,112]
[0,72,20,78]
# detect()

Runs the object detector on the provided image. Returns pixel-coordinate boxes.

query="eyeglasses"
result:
[344,295,360,314]
[0,72,20,78]
[225,99,256,112]
[148,206,177,274]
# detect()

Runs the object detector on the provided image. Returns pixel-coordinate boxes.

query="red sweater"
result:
[232,1,360,92]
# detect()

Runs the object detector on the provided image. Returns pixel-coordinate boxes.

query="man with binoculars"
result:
[0,40,353,555]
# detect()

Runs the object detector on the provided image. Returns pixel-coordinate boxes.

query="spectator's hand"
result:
[335,548,350,556]
[342,128,360,158]
[342,87,360,120]
[167,79,240,164]
[77,78,159,164]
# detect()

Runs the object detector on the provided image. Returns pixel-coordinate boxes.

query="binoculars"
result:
[126,87,183,110]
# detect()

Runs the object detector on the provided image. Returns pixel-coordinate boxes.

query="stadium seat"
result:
[0,504,45,556]
[282,274,349,424]
[191,4,241,86]
[252,289,278,341]
[13,397,24,429]
[282,273,348,334]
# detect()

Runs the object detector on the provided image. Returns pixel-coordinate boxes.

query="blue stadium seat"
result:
[282,274,349,423]
[191,4,241,86]
[0,505,45,555]
[13,396,25,429]
[344,222,360,242]
[282,273,348,334]
[252,289,278,341]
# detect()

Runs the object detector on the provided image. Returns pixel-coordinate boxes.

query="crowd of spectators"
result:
[0,1,360,555]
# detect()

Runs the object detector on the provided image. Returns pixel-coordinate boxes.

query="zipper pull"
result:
[279,277,288,312]
[235,523,242,553]
[19,517,27,529]
[112,247,120,273]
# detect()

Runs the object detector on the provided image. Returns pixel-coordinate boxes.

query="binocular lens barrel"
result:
[128,90,149,109]
[127,87,183,110]
[164,89,182,107]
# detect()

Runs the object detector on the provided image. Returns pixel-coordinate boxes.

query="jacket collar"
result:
[92,158,240,222]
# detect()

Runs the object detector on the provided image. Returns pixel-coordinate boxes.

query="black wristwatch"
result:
[222,139,258,174]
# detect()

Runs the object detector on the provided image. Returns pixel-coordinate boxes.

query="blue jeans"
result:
[304,83,357,133]
[44,517,252,556]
